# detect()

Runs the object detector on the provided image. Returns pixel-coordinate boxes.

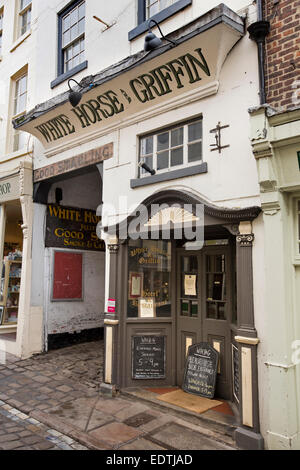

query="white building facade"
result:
[7,0,299,450]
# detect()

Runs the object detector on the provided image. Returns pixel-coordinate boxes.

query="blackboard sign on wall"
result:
[132,335,166,379]
[182,342,219,398]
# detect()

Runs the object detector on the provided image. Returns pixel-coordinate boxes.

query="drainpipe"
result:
[248,0,270,104]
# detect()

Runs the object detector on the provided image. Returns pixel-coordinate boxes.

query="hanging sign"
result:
[182,342,219,398]
[45,204,105,251]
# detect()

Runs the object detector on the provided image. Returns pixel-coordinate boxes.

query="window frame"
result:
[129,0,192,41]
[53,0,88,88]
[138,117,203,179]
[11,70,28,153]
[18,0,32,38]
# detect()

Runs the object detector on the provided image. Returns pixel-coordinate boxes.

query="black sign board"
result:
[132,335,166,380]
[45,204,105,252]
[182,342,219,398]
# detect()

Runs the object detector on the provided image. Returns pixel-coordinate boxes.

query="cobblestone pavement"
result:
[0,400,88,450]
[0,341,238,451]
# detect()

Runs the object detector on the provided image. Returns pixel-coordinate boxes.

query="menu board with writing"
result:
[132,335,166,379]
[182,342,219,398]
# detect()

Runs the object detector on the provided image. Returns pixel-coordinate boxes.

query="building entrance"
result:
[176,245,234,400]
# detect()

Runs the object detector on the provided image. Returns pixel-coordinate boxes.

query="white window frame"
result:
[18,0,31,38]
[139,117,203,178]
[12,72,28,152]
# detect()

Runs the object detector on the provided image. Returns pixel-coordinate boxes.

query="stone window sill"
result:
[10,29,32,53]
[50,60,88,89]
[128,0,192,41]
[130,162,207,188]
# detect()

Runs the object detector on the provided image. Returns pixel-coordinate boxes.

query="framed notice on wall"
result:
[52,251,83,301]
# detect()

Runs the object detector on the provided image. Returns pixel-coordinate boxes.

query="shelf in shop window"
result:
[0,324,17,333]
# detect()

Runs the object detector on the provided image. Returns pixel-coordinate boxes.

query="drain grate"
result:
[123,412,156,428]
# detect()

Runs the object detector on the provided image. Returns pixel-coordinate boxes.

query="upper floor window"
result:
[139,118,202,178]
[146,0,177,19]
[0,8,3,55]
[129,0,192,41]
[12,72,28,151]
[59,0,85,75]
[18,0,31,37]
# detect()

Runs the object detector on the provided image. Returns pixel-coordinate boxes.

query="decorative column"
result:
[234,221,264,450]
[100,236,120,397]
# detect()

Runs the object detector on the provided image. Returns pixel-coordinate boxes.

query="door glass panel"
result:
[179,255,198,317]
[206,254,226,320]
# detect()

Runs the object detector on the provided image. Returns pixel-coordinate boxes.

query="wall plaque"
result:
[45,204,105,251]
[182,342,219,398]
[132,335,166,379]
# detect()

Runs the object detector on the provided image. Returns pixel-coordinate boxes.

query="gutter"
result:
[247,0,270,105]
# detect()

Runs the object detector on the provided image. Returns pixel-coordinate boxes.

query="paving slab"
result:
[149,422,235,450]
[89,421,144,448]
[119,437,166,450]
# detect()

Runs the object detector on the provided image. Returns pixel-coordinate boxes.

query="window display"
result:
[127,240,171,318]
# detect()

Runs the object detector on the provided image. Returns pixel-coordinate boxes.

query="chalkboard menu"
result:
[182,343,219,398]
[232,344,240,402]
[132,335,166,379]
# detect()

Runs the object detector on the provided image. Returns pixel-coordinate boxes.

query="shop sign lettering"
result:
[45,204,105,252]
[34,48,210,144]
[34,144,113,182]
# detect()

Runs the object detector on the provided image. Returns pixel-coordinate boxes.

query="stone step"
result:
[121,387,239,449]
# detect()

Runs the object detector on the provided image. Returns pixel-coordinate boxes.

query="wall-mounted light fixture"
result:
[68,79,84,107]
[144,19,177,52]
[138,161,156,175]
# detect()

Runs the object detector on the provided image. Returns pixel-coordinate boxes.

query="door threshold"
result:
[121,386,239,440]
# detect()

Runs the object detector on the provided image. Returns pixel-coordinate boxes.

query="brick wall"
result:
[264,0,300,111]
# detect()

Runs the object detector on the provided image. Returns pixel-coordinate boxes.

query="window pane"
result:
[188,121,202,142]
[70,8,78,26]
[157,132,169,151]
[140,137,153,155]
[140,155,153,175]
[78,18,85,35]
[62,15,70,32]
[63,30,70,47]
[171,127,183,147]
[73,54,79,68]
[157,151,169,170]
[73,40,80,56]
[78,2,85,19]
[171,147,183,166]
[188,142,202,163]
[127,240,171,318]
[70,24,79,41]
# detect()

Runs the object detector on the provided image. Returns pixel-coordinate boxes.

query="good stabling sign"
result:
[45,204,105,251]
[132,335,166,380]
[183,343,219,399]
